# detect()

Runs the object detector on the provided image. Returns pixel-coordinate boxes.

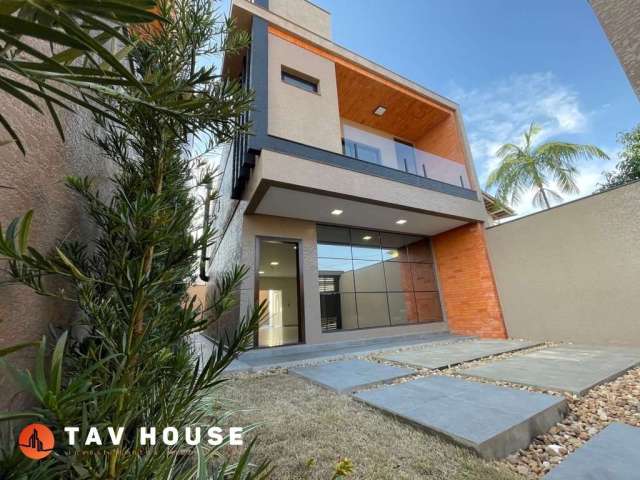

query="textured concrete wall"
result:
[432,223,507,339]
[256,149,487,222]
[268,33,342,153]
[486,181,640,345]
[267,0,331,38]
[590,0,640,98]
[0,90,110,410]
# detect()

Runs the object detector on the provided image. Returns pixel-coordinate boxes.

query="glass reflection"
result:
[317,225,442,332]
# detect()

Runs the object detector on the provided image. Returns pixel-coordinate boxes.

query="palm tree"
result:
[486,123,609,210]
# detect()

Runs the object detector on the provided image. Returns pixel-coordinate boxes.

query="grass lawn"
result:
[219,372,522,480]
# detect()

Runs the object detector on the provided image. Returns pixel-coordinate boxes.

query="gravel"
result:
[368,341,640,478]
[226,339,640,478]
[500,366,640,478]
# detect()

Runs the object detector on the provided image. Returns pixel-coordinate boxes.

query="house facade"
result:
[205,0,506,348]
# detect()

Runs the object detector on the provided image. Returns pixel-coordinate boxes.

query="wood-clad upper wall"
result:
[336,64,449,142]
[268,25,470,167]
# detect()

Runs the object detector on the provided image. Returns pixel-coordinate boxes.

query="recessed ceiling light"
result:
[373,105,387,116]
[331,209,343,216]
[395,219,407,225]
[362,235,372,241]
[258,270,265,274]
[270,261,279,266]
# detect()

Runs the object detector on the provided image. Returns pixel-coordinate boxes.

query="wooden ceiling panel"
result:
[336,64,450,142]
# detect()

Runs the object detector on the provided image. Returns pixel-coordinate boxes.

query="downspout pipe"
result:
[199,182,212,282]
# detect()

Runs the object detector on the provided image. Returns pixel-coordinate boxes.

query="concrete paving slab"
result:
[545,423,640,479]
[353,376,567,459]
[380,339,540,369]
[224,332,469,373]
[463,344,640,395]
[289,359,414,393]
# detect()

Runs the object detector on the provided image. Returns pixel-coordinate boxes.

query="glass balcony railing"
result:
[341,122,471,189]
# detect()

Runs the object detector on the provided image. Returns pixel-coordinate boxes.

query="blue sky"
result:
[311,0,640,214]
[214,0,639,214]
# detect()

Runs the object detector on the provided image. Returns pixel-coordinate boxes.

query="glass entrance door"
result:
[257,239,302,347]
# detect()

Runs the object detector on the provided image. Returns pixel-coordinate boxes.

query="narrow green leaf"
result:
[50,31,112,65]
[0,30,72,74]
[196,444,208,480]
[79,2,166,24]
[0,341,38,358]
[56,247,91,282]
[5,216,19,251]
[0,411,44,422]
[50,331,68,394]
[34,336,47,398]
[0,75,72,112]
[41,85,66,142]
[54,12,145,91]
[0,77,43,114]
[17,210,33,255]
[0,112,24,155]
[0,15,88,49]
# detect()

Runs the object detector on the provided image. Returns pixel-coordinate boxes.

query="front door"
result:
[256,238,302,347]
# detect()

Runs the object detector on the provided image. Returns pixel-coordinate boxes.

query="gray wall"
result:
[486,182,640,346]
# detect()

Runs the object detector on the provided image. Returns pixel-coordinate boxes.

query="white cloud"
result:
[448,72,611,216]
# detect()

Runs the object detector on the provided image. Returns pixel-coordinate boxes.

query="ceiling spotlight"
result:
[258,270,265,275]
[270,261,279,266]
[373,105,387,116]
[362,235,372,241]
[395,219,407,225]
[331,209,343,216]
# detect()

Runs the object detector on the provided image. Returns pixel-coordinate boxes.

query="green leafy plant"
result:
[0,0,166,154]
[487,122,609,210]
[597,123,640,192]
[0,0,266,478]
[332,458,354,480]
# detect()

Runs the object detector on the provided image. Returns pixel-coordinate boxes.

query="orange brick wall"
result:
[416,115,466,166]
[432,222,507,339]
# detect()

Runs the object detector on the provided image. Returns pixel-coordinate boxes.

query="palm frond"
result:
[494,143,522,159]
[536,142,609,166]
[486,122,608,211]
[0,0,165,153]
[523,122,542,149]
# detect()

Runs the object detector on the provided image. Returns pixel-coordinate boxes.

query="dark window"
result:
[281,68,318,93]
[342,139,382,165]
[317,226,442,332]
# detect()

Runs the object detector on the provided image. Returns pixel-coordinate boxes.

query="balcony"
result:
[341,121,470,189]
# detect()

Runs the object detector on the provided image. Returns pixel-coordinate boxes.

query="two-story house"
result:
[205,0,507,348]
